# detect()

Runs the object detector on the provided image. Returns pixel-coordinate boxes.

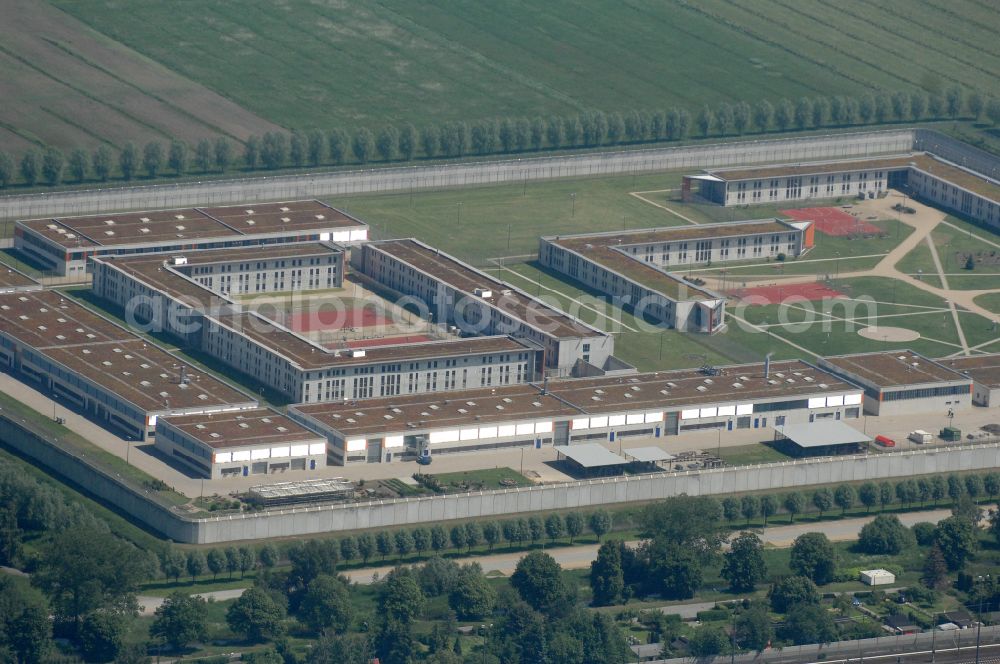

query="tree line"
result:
[2,86,998,190]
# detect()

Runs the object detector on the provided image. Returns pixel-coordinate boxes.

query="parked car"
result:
[874,435,896,447]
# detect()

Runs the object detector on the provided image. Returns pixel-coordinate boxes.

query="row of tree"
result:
[168,508,614,587]
[3,86,999,189]
[720,472,1000,527]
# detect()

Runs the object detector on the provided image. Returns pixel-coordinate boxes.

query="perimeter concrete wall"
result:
[191,442,1000,544]
[0,414,196,542]
[0,129,916,221]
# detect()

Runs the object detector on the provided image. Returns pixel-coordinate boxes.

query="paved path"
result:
[702,193,1000,359]
[136,507,953,615]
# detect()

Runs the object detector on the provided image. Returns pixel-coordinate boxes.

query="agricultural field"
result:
[4,0,994,154]
[0,0,278,153]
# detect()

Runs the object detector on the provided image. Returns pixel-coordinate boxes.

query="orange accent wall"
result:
[804,224,816,249]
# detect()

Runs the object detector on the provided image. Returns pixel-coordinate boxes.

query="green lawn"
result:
[427,467,534,491]
[716,444,792,466]
[974,292,1000,315]
[723,276,980,358]
[54,0,1000,133]
[339,171,689,266]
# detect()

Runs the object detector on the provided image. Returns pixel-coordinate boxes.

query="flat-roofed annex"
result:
[543,359,856,413]
[291,358,858,437]
[0,291,253,412]
[939,354,1000,389]
[822,350,969,388]
[160,408,321,449]
[292,383,583,436]
[20,200,366,249]
[370,239,604,339]
[0,263,41,290]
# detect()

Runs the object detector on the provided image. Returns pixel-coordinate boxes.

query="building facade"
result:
[156,409,328,479]
[288,359,863,465]
[539,220,812,333]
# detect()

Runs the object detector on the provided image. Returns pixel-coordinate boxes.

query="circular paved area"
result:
[858,326,920,342]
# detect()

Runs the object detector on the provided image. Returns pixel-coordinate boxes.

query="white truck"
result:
[908,430,933,444]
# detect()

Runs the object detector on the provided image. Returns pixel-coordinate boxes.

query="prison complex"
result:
[15,200,369,276]
[538,219,813,333]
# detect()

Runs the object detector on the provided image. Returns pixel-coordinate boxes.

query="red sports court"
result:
[731,282,845,305]
[286,307,389,333]
[782,207,880,236]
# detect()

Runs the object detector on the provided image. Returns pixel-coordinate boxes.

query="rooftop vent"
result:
[696,385,707,392]
[280,207,290,212]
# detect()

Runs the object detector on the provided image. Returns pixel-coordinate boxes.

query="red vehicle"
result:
[874,435,896,448]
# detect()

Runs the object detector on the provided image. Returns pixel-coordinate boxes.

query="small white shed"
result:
[860,569,895,586]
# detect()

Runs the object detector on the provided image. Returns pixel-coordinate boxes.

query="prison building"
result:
[91,243,544,403]
[287,358,862,465]
[155,408,328,479]
[939,354,1000,407]
[354,239,614,375]
[92,243,344,345]
[15,199,368,276]
[682,153,1000,229]
[203,313,541,403]
[819,350,972,416]
[0,290,257,441]
[539,219,813,332]
[0,263,41,294]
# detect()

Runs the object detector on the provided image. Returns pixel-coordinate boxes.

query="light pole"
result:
[457,202,463,226]
[570,193,576,218]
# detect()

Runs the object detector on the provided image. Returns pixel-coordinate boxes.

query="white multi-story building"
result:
[539,219,813,333]
[288,358,863,464]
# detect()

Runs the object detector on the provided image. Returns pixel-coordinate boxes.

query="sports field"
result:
[14,0,998,153]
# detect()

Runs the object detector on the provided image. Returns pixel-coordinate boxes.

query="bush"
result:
[912,522,937,546]
[857,515,914,555]
[776,253,786,261]
[696,608,730,622]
